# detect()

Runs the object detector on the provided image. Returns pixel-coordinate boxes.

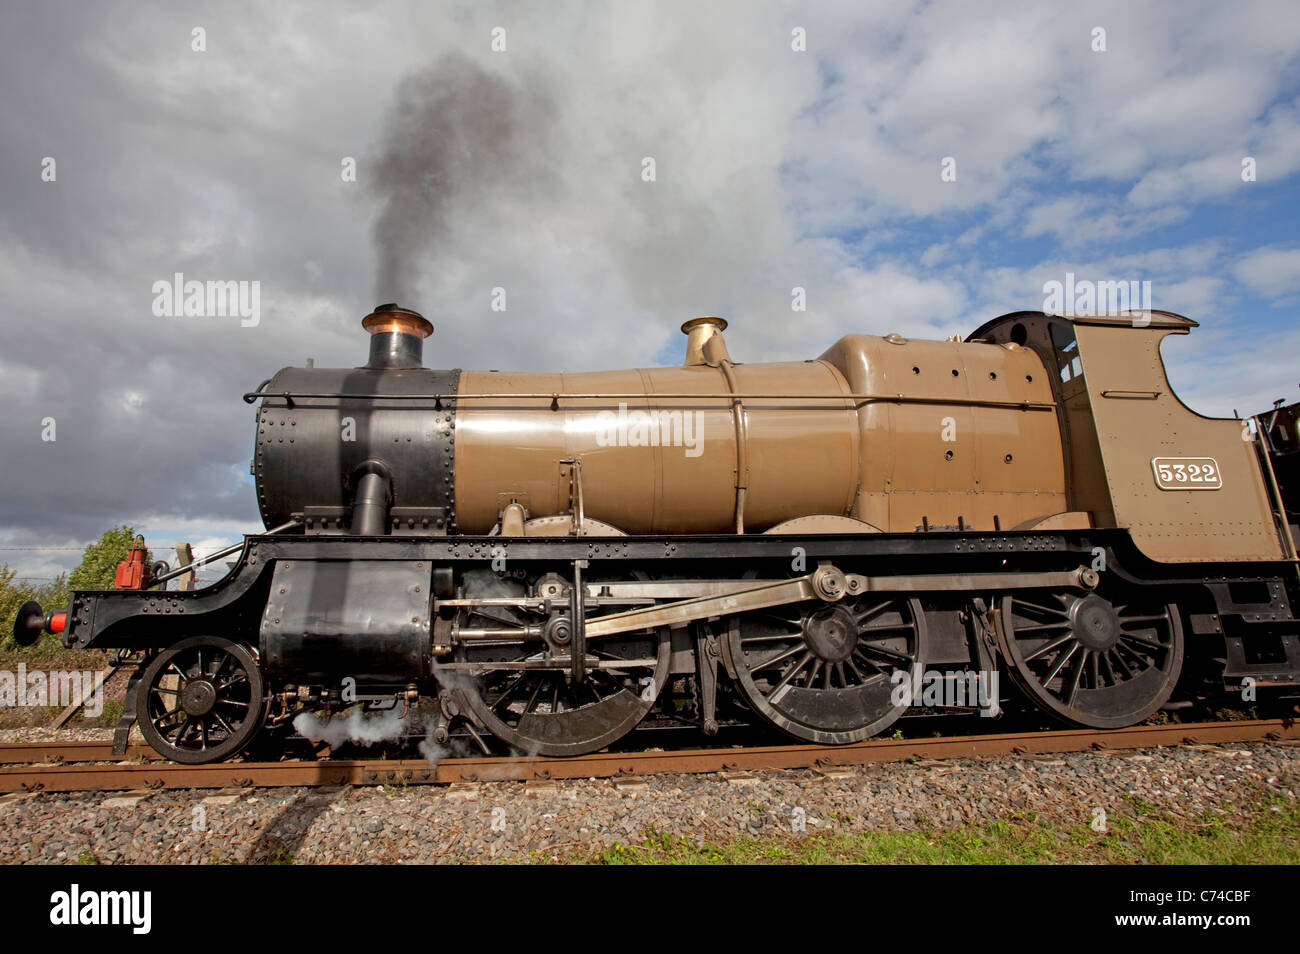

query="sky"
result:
[1,0,1298,583]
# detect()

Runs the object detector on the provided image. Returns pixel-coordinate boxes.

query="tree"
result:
[68,526,148,592]
[1,564,67,644]
[1,564,39,638]
[37,572,69,618]
[3,526,146,646]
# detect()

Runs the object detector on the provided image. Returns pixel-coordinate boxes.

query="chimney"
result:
[681,316,729,367]
[362,303,433,369]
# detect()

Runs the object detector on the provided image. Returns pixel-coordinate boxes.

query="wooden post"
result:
[51,666,119,729]
[175,542,195,592]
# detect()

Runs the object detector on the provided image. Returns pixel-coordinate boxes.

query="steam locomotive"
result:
[16,303,1300,763]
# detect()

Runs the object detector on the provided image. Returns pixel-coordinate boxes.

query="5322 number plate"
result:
[1151,457,1222,490]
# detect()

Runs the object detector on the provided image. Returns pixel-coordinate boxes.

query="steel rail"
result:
[0,741,156,764]
[0,719,1293,794]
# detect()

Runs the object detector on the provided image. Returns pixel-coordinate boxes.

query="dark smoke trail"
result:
[370,53,556,304]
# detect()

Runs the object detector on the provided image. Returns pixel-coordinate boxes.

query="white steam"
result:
[292,710,410,748]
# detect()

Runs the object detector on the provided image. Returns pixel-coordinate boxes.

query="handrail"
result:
[243,389,1056,412]
[147,519,301,588]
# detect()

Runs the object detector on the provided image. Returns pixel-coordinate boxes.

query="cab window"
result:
[1049,322,1083,383]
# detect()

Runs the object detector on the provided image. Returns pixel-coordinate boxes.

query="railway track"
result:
[0,719,1294,794]
[0,741,157,764]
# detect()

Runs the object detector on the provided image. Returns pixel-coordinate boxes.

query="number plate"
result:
[1151,457,1222,490]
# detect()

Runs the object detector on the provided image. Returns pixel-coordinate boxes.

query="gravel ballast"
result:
[0,741,1294,863]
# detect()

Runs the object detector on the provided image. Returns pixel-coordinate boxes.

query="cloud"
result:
[0,0,1297,577]
[1161,320,1300,418]
[1022,194,1190,246]
[1128,101,1300,207]
[1234,245,1300,298]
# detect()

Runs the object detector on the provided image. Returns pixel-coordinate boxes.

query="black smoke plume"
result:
[370,53,556,304]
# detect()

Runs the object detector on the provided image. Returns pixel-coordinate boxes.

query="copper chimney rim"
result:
[362,302,434,339]
[362,303,432,369]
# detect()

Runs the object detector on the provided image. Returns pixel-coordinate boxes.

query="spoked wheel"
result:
[725,596,927,744]
[440,627,671,757]
[137,636,266,764]
[996,590,1183,728]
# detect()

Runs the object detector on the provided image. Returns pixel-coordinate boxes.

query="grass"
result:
[0,636,111,672]
[575,793,1300,865]
[0,639,126,729]
[98,697,125,727]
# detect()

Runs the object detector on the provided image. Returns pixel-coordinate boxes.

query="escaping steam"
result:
[293,710,410,748]
[370,53,557,304]
[461,567,522,599]
[418,720,474,765]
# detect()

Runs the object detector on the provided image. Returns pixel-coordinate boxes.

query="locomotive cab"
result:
[969,310,1296,565]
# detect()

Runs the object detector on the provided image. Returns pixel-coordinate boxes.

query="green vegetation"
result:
[98,696,125,727]
[1,526,145,666]
[66,526,150,593]
[0,564,67,643]
[0,527,143,721]
[576,794,1299,865]
[268,847,298,865]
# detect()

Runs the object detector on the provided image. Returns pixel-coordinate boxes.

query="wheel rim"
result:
[725,596,927,744]
[137,636,265,764]
[997,591,1183,728]
[440,627,670,757]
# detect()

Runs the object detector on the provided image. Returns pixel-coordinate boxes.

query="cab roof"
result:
[966,309,1197,343]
